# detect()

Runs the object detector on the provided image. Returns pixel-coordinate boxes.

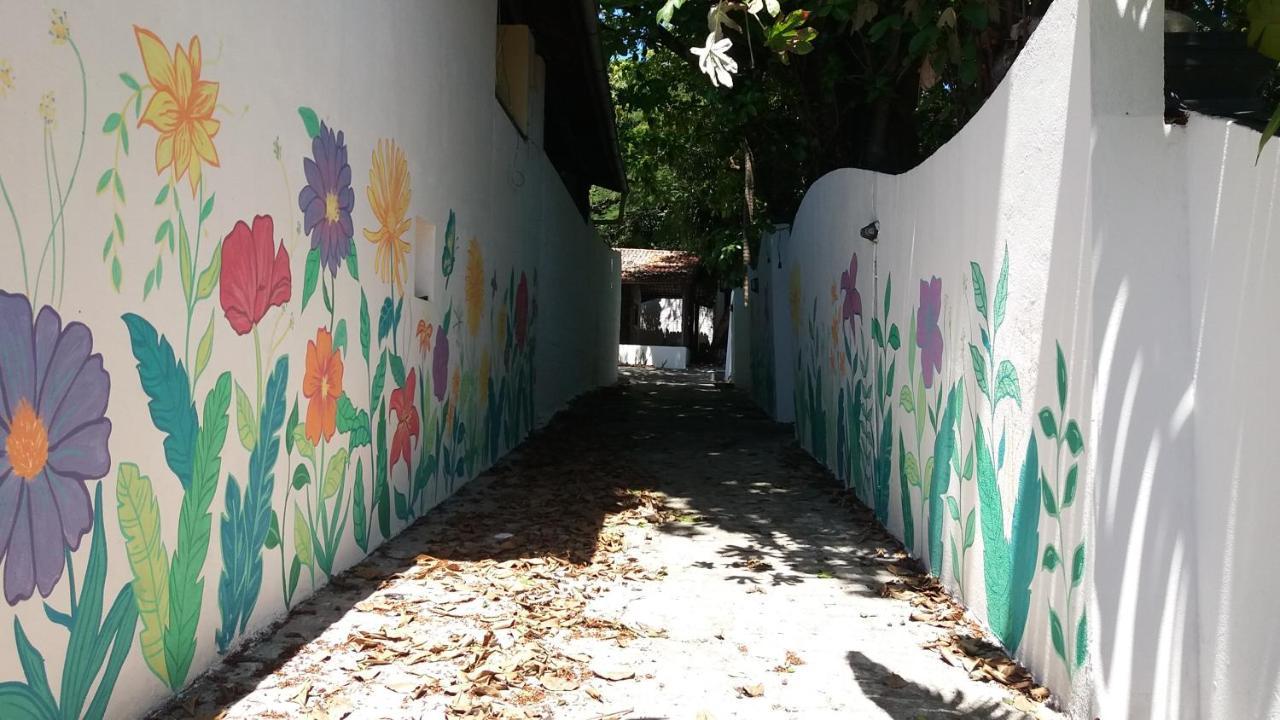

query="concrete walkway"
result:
[157,368,1057,720]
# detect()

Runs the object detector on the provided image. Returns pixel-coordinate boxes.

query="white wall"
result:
[0,2,617,717]
[740,0,1280,716]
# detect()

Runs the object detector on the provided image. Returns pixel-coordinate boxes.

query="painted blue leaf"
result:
[377,297,395,342]
[122,314,198,489]
[216,356,289,651]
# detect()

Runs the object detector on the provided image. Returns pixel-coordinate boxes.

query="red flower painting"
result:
[219,215,291,335]
[389,368,419,468]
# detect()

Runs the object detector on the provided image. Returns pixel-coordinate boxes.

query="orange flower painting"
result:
[134,26,220,195]
[303,327,344,444]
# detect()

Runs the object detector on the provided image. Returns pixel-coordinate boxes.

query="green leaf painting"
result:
[122,313,198,489]
[116,463,171,686]
[217,356,289,652]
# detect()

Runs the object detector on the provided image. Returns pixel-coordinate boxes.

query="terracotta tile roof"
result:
[618,248,700,284]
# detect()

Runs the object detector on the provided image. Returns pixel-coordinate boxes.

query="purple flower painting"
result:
[917,276,943,389]
[299,122,354,275]
[0,291,112,605]
[839,253,862,325]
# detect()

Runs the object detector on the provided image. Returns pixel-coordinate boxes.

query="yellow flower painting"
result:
[364,139,412,294]
[134,26,220,195]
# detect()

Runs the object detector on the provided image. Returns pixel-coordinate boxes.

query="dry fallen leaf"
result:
[737,683,765,698]
[591,663,636,682]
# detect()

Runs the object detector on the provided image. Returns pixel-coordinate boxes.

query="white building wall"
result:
[0,3,618,717]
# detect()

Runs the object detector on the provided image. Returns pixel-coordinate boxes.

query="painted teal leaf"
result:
[96,168,113,194]
[962,445,974,480]
[898,433,914,553]
[993,245,1009,334]
[945,495,960,521]
[1042,543,1060,572]
[200,193,215,223]
[376,407,391,539]
[950,536,961,583]
[347,241,360,281]
[286,398,299,456]
[963,508,976,548]
[1063,463,1079,508]
[1041,470,1059,517]
[1072,542,1086,588]
[334,318,348,355]
[927,384,960,576]
[883,274,892,319]
[1038,407,1057,439]
[394,486,410,522]
[122,313,198,488]
[83,584,139,720]
[441,210,457,281]
[103,112,121,133]
[389,354,406,388]
[0,680,56,720]
[154,183,170,205]
[969,344,989,398]
[298,106,321,139]
[353,458,368,553]
[871,317,883,348]
[113,172,126,203]
[216,356,287,651]
[1056,342,1068,412]
[164,371,230,689]
[378,297,395,342]
[13,618,54,711]
[120,72,141,91]
[1064,420,1084,456]
[1075,613,1088,668]
[888,323,900,350]
[120,123,130,154]
[371,350,388,410]
[993,360,1021,410]
[1004,431,1041,653]
[359,291,371,364]
[302,248,320,311]
[265,511,280,550]
[292,463,311,490]
[1050,607,1067,662]
[970,261,988,320]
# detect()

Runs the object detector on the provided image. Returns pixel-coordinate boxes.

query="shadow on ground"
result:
[152,367,982,718]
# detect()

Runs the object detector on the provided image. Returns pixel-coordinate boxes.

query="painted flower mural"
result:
[433,323,450,402]
[299,122,354,275]
[389,368,419,469]
[515,272,529,350]
[839,252,862,325]
[134,26,220,195]
[219,215,291,335]
[465,237,485,337]
[0,291,111,605]
[303,327,344,444]
[365,139,412,294]
[917,276,943,388]
[417,319,433,355]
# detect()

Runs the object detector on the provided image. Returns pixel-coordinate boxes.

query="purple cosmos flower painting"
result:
[917,276,944,389]
[299,122,355,275]
[0,291,112,605]
[839,252,862,325]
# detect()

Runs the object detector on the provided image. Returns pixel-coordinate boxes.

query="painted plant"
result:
[2,9,88,307]
[0,290,138,719]
[114,23,236,692]
[215,215,292,652]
